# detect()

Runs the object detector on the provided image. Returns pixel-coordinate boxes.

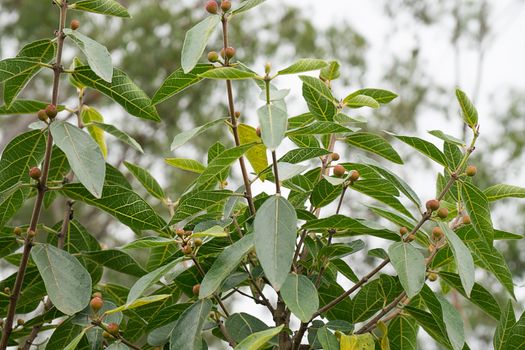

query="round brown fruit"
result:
[182,245,193,255]
[45,104,58,119]
[70,19,80,30]
[29,167,41,180]
[37,109,48,122]
[224,46,236,59]
[466,165,477,177]
[192,284,201,295]
[349,170,360,182]
[425,199,440,212]
[331,152,340,161]
[106,323,119,335]
[427,272,438,282]
[205,0,218,14]
[432,227,444,241]
[462,214,471,225]
[437,207,449,219]
[207,51,219,62]
[399,227,409,235]
[256,127,262,137]
[333,164,346,177]
[221,0,231,11]
[90,296,104,312]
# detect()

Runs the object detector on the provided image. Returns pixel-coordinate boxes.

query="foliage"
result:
[0,1,524,349]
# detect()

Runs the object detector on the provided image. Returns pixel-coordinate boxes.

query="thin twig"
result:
[272,151,281,194]
[220,15,256,215]
[0,3,68,348]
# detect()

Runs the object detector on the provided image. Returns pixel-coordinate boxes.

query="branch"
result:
[292,132,479,348]
[0,3,68,348]
[220,15,256,215]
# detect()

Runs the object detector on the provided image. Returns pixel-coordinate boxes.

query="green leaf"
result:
[81,106,107,158]
[46,318,89,349]
[319,60,340,81]
[351,274,403,323]
[50,121,106,198]
[152,64,214,105]
[63,28,113,82]
[72,65,160,121]
[70,0,131,17]
[505,310,525,349]
[170,117,227,151]
[310,179,342,208]
[484,184,525,201]
[122,236,175,250]
[199,235,253,298]
[387,316,418,350]
[106,342,131,350]
[280,273,319,322]
[82,249,147,276]
[316,326,339,350]
[346,132,403,164]
[1,39,56,106]
[277,59,327,75]
[165,158,206,173]
[340,334,375,350]
[351,180,413,218]
[90,121,143,153]
[438,271,500,320]
[232,0,266,15]
[299,75,337,121]
[287,121,351,136]
[0,130,46,226]
[438,222,475,297]
[387,242,426,297]
[234,326,283,350]
[106,294,170,314]
[60,183,167,233]
[238,124,268,177]
[63,327,89,350]
[420,285,464,350]
[181,15,221,73]
[124,161,165,200]
[428,130,465,146]
[225,313,271,344]
[390,133,447,166]
[463,236,515,298]
[303,214,398,240]
[254,195,297,290]
[199,67,259,80]
[127,257,182,303]
[0,100,58,115]
[279,147,330,164]
[455,88,478,127]
[195,143,255,188]
[344,94,380,109]
[170,190,232,224]
[344,88,398,104]
[461,181,494,245]
[494,301,516,350]
[258,104,287,150]
[169,299,213,350]
[31,244,92,315]
[354,155,421,206]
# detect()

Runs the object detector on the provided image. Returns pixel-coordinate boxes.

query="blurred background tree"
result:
[1,0,524,348]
